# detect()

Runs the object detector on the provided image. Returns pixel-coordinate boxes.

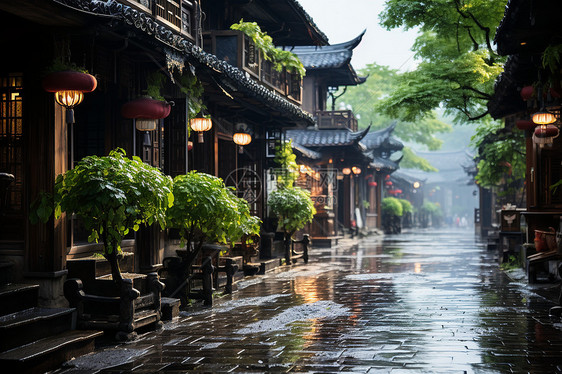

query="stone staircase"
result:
[0,264,102,373]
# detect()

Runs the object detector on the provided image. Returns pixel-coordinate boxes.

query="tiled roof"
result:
[292,31,365,69]
[52,0,314,125]
[292,142,322,160]
[360,122,403,152]
[290,31,367,86]
[370,156,400,172]
[286,126,369,148]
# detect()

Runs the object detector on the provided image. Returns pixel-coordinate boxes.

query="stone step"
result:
[0,307,75,352]
[0,329,102,373]
[0,283,39,316]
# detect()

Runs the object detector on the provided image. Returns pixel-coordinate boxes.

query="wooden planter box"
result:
[63,272,164,340]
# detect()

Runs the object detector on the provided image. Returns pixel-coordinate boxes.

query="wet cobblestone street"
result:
[57,229,562,373]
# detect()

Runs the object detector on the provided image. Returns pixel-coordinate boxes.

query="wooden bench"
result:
[526,250,562,283]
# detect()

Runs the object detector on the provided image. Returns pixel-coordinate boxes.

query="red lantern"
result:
[368,181,377,187]
[43,70,98,125]
[121,97,171,132]
[187,141,193,151]
[395,189,402,194]
[42,70,97,94]
[534,124,559,138]
[385,181,393,186]
[520,86,534,101]
[385,174,391,180]
[516,120,536,131]
[121,97,171,120]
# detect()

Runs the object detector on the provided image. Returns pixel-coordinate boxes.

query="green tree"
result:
[31,149,174,282]
[166,171,261,267]
[338,63,449,171]
[470,121,526,204]
[378,0,507,123]
[378,0,523,191]
[269,187,316,243]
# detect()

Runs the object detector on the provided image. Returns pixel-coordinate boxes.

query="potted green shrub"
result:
[163,171,260,303]
[268,186,316,264]
[398,199,414,229]
[32,148,173,282]
[381,197,403,234]
[419,201,443,228]
[31,149,173,339]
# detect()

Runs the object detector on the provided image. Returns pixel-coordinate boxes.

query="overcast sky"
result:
[298,0,419,72]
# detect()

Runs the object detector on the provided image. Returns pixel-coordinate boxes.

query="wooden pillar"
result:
[26,71,67,274]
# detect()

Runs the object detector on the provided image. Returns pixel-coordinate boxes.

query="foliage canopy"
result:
[378,0,508,123]
[166,171,261,257]
[269,187,316,236]
[31,149,173,280]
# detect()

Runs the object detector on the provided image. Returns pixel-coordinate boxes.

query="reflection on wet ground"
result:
[55,228,562,373]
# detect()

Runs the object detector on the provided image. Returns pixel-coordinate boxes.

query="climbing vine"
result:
[230,20,306,78]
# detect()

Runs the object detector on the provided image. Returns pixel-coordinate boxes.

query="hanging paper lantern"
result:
[385,181,393,186]
[520,85,534,101]
[121,96,171,131]
[368,181,377,187]
[190,117,213,142]
[534,124,559,138]
[516,120,536,131]
[43,70,97,124]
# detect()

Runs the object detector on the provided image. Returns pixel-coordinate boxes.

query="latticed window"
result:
[0,73,23,214]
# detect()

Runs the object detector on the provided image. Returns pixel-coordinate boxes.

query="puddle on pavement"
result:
[235,300,351,334]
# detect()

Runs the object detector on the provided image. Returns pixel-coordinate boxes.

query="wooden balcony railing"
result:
[203,30,302,105]
[315,110,358,131]
[118,0,195,40]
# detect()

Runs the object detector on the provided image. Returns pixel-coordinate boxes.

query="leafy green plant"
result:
[269,187,316,249]
[273,140,299,188]
[382,197,403,217]
[146,71,166,101]
[419,200,443,228]
[542,44,562,75]
[44,57,89,75]
[230,20,306,77]
[175,70,207,122]
[398,199,413,214]
[31,148,174,282]
[166,171,261,267]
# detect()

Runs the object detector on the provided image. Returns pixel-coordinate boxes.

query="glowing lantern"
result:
[532,110,556,125]
[233,132,252,153]
[342,167,351,175]
[190,117,213,143]
[42,70,97,124]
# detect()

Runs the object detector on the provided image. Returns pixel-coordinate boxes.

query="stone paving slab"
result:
[52,229,562,373]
